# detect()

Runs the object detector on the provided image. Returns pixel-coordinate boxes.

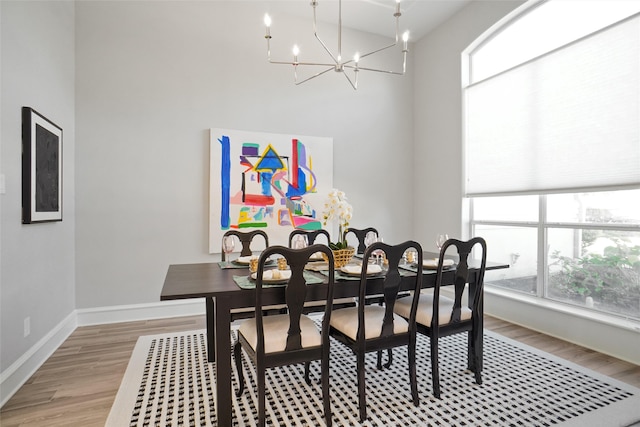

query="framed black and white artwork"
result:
[22,107,63,224]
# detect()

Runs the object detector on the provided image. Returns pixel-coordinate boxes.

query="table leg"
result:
[207,297,215,362]
[215,295,232,426]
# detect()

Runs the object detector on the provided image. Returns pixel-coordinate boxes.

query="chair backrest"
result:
[288,229,331,247]
[343,227,378,254]
[433,237,487,327]
[359,241,423,340]
[255,244,335,352]
[221,230,269,260]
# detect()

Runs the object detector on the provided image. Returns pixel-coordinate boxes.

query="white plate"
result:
[251,269,292,283]
[309,252,325,261]
[422,259,455,270]
[235,256,274,265]
[340,264,383,276]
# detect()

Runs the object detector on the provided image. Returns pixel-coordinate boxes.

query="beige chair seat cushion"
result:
[330,305,409,341]
[238,314,321,353]
[394,293,472,327]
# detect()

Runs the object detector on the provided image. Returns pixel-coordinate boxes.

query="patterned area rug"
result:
[107,322,640,426]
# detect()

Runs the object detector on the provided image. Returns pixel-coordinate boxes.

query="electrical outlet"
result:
[24,317,30,337]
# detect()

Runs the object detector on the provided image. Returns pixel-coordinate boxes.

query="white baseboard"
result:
[76,299,206,326]
[0,300,205,408]
[0,311,77,408]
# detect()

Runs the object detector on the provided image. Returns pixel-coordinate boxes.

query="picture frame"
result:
[22,107,63,223]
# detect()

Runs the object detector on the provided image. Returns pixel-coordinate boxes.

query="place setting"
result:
[335,261,385,280]
[218,235,278,269]
[233,256,325,289]
[399,234,457,273]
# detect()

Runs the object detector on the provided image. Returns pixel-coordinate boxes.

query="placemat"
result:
[233,271,325,289]
[319,267,415,281]
[219,260,276,270]
[399,263,455,273]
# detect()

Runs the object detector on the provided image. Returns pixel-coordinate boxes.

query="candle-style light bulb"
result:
[353,53,360,65]
[264,14,271,37]
[292,44,300,62]
[402,30,409,50]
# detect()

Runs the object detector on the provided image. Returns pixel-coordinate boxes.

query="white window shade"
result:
[465,15,640,196]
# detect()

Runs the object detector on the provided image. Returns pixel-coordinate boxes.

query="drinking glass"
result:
[293,234,308,250]
[222,235,236,267]
[364,231,377,248]
[372,236,384,265]
[436,234,449,251]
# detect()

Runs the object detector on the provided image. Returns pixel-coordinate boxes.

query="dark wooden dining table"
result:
[160,252,508,426]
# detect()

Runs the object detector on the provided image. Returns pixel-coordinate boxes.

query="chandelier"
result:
[263,0,409,90]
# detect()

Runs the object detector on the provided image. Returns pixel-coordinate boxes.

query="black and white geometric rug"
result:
[107,322,640,426]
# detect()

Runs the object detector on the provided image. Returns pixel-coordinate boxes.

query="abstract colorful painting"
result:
[209,128,333,252]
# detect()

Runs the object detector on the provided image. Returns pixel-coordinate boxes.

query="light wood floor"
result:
[1,315,638,426]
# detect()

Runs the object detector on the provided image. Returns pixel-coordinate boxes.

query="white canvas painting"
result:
[209,128,333,253]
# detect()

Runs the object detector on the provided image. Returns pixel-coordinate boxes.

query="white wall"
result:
[412,0,524,250]
[0,1,76,372]
[74,1,414,309]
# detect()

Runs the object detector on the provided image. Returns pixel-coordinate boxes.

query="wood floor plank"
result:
[0,314,637,425]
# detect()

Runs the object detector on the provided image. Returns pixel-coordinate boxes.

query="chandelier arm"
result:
[344,62,407,76]
[313,31,340,65]
[268,60,336,67]
[294,66,335,85]
[351,13,400,63]
[346,66,404,76]
[342,70,358,90]
[356,40,399,62]
[312,1,340,64]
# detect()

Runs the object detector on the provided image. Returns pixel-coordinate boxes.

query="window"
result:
[464,0,640,321]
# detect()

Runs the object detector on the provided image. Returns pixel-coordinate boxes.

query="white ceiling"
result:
[264,0,473,41]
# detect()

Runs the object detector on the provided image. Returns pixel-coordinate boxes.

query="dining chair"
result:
[233,244,335,427]
[329,240,423,422]
[288,228,331,247]
[343,227,378,254]
[394,237,487,398]
[288,229,356,313]
[221,229,282,320]
[221,229,269,260]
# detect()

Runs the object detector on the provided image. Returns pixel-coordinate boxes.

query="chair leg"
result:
[474,365,483,385]
[376,349,393,370]
[357,351,367,422]
[258,364,266,427]
[430,336,441,399]
[467,330,476,372]
[409,337,419,406]
[472,331,483,385]
[322,352,332,427]
[384,348,393,369]
[304,361,312,385]
[233,340,245,397]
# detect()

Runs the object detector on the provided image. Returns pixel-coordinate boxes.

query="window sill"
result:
[485,286,640,333]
